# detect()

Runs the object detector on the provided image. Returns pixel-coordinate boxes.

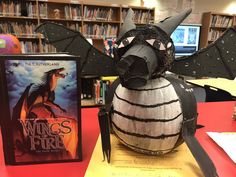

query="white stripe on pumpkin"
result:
[113,97,182,121]
[112,112,183,137]
[115,79,179,106]
[112,125,179,153]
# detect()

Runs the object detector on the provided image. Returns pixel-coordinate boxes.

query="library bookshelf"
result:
[0,0,154,107]
[0,0,155,54]
[200,12,236,48]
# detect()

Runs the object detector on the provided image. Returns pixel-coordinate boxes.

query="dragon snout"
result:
[116,44,157,88]
[117,56,149,88]
[57,67,66,78]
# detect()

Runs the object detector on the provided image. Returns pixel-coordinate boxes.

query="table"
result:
[0,101,236,177]
[187,78,236,97]
[187,78,236,101]
[195,101,236,177]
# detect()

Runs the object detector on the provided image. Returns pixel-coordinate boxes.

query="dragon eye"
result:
[167,42,172,48]
[118,36,135,48]
[146,39,156,46]
[146,39,166,51]
[159,43,166,50]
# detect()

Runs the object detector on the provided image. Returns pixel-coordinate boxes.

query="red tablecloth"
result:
[0,101,235,177]
[196,101,236,177]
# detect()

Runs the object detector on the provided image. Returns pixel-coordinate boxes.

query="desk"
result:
[0,102,236,177]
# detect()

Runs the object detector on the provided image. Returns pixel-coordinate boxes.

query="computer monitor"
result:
[171,24,201,56]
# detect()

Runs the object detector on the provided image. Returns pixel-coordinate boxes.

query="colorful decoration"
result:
[103,38,116,57]
[0,34,21,54]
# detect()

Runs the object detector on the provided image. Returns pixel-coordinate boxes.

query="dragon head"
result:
[46,67,66,79]
[51,67,65,78]
[114,9,192,88]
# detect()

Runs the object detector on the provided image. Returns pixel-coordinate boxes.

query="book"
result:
[85,135,203,177]
[0,54,82,165]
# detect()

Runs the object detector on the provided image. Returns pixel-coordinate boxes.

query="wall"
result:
[82,0,236,24]
[155,0,236,24]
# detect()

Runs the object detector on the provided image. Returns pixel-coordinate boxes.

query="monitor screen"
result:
[171,24,201,56]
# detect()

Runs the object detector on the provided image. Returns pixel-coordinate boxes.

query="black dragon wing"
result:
[170,26,236,80]
[35,22,117,77]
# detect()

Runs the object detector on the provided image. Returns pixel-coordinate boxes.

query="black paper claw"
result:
[98,107,111,163]
[98,79,120,163]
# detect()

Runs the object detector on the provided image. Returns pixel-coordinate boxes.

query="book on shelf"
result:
[0,1,21,16]
[93,77,117,105]
[0,54,82,165]
[83,6,116,21]
[122,9,152,24]
[208,29,224,41]
[0,21,38,37]
[20,41,40,53]
[0,20,40,53]
[41,42,57,53]
[94,79,107,105]
[66,22,82,32]
[211,15,233,28]
[64,5,82,20]
[27,1,37,17]
[0,1,38,17]
[39,2,82,20]
[81,76,98,100]
[83,23,118,39]
[81,76,117,106]
[39,2,48,18]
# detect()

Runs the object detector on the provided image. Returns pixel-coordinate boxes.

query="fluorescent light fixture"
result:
[142,0,157,8]
[224,2,236,14]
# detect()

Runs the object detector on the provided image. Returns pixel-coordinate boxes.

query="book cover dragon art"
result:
[0,55,81,164]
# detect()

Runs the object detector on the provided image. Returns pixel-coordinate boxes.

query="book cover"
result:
[85,135,203,177]
[0,54,81,165]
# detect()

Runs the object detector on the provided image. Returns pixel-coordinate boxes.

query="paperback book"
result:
[0,54,82,165]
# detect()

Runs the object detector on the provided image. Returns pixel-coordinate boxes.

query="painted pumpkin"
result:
[98,8,218,177]
[111,77,197,155]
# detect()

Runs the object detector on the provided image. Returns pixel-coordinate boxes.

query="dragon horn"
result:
[117,8,136,40]
[155,9,192,35]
